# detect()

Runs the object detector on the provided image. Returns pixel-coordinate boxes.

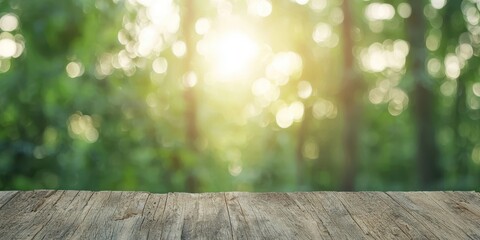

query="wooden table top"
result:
[0,191,479,239]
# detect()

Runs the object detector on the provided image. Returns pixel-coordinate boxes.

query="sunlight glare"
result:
[294,0,309,5]
[172,40,186,57]
[276,107,294,129]
[248,0,272,17]
[252,78,273,96]
[152,57,168,74]
[312,23,332,44]
[0,37,16,58]
[216,0,233,16]
[137,25,161,56]
[183,71,198,87]
[297,81,312,99]
[360,40,409,73]
[145,0,180,33]
[208,30,259,79]
[275,102,304,128]
[195,18,211,35]
[289,101,304,122]
[365,3,395,21]
[310,0,327,12]
[266,52,302,85]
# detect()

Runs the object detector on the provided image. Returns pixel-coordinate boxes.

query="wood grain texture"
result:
[336,192,409,239]
[0,191,478,239]
[129,192,168,240]
[0,191,17,209]
[424,192,480,239]
[226,192,327,239]
[386,192,475,239]
[290,192,366,239]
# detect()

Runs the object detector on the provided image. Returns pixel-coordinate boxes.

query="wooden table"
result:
[0,191,479,239]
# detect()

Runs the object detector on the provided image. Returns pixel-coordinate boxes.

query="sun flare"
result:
[207,30,259,80]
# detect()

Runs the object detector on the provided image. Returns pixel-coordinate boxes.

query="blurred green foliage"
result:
[0,0,479,192]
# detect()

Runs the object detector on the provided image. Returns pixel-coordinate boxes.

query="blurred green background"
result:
[1,0,479,192]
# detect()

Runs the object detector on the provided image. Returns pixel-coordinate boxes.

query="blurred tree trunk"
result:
[443,1,468,181]
[294,33,317,189]
[182,0,198,149]
[181,0,198,192]
[296,106,312,188]
[340,0,361,191]
[407,0,442,189]
[454,79,467,177]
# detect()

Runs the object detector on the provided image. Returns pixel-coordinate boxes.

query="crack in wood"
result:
[223,192,235,240]
[334,193,373,238]
[0,191,19,210]
[423,192,476,240]
[385,192,440,239]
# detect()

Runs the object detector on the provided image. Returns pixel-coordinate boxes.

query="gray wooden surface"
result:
[0,191,479,239]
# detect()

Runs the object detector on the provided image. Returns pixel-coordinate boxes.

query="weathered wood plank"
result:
[443,191,480,218]
[0,190,57,238]
[285,192,333,239]
[66,191,124,239]
[129,192,168,240]
[34,191,94,239]
[0,191,17,209]
[386,192,474,239]
[155,192,232,240]
[14,190,73,239]
[67,191,150,239]
[180,192,232,239]
[424,192,480,239]
[108,191,150,239]
[152,192,189,239]
[371,192,439,239]
[0,191,479,239]
[292,192,366,239]
[336,192,410,239]
[223,192,253,239]
[441,192,480,218]
[226,192,328,239]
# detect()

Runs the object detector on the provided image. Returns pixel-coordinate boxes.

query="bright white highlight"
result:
[208,31,259,79]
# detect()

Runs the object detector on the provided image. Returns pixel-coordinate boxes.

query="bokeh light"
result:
[0,13,18,32]
[66,61,84,78]
[68,113,99,143]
